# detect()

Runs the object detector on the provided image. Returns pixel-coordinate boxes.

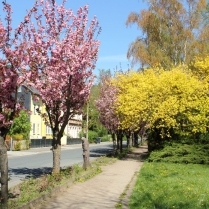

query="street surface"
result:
[7,142,114,188]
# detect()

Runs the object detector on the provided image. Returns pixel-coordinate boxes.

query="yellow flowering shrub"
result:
[190,56,209,82]
[113,65,209,139]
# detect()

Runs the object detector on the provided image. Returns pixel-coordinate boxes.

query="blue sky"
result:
[1,0,147,76]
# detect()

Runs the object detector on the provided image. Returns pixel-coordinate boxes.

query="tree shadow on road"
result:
[90,148,114,158]
[8,167,52,179]
[90,143,130,158]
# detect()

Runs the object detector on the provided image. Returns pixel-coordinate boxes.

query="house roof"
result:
[22,84,40,95]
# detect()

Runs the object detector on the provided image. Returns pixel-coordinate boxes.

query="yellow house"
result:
[21,85,81,144]
[19,85,41,139]
[40,105,53,140]
[30,99,43,139]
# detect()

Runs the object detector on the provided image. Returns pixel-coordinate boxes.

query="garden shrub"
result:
[88,130,98,143]
[148,143,209,164]
[101,135,111,142]
[12,134,23,141]
[14,142,21,151]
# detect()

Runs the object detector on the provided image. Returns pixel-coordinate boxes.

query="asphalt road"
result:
[8,142,114,188]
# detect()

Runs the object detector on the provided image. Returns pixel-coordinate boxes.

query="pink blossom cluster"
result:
[0,4,22,128]
[0,0,100,132]
[21,0,100,131]
[96,77,120,134]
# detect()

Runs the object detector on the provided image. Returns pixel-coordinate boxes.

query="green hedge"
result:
[148,142,209,164]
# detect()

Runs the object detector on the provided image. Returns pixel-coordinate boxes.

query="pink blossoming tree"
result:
[95,75,122,150]
[0,2,31,206]
[0,0,100,205]
[20,0,100,173]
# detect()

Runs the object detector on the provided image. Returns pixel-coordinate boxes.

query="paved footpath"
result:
[40,146,147,209]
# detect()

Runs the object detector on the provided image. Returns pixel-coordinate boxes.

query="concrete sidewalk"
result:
[40,146,147,209]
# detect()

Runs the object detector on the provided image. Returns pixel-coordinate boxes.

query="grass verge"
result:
[129,162,209,209]
[8,156,117,209]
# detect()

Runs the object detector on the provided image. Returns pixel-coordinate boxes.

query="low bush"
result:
[12,134,23,141]
[100,135,111,142]
[14,142,21,151]
[88,130,98,143]
[148,142,209,164]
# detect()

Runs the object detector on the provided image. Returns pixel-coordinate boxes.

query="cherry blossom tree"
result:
[19,0,100,173]
[95,75,122,151]
[0,2,31,206]
[0,0,100,205]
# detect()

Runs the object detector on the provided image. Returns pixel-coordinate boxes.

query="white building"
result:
[67,114,82,138]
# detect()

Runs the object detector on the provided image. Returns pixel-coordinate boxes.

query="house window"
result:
[33,123,35,134]
[17,86,22,92]
[46,126,52,135]
[37,124,40,135]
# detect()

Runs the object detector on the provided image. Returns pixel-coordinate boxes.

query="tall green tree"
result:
[9,110,31,140]
[126,0,207,68]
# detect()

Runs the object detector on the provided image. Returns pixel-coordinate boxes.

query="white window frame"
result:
[17,86,22,93]
[33,123,36,135]
[37,123,40,135]
[46,126,52,135]
[34,105,36,115]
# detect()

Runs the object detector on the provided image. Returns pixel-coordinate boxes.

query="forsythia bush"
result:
[113,65,209,139]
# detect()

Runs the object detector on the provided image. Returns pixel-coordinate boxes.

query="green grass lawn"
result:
[129,162,209,209]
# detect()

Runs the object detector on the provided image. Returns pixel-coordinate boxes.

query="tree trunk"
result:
[112,133,116,150]
[0,135,8,208]
[117,130,123,153]
[116,135,120,151]
[52,132,61,173]
[139,135,143,145]
[134,131,139,147]
[82,137,90,170]
[125,131,131,148]
[52,143,61,173]
[120,137,123,153]
[131,132,135,147]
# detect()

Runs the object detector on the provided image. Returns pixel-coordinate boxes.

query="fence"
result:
[5,139,29,151]
[30,137,82,148]
[30,138,52,148]
[67,137,82,145]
